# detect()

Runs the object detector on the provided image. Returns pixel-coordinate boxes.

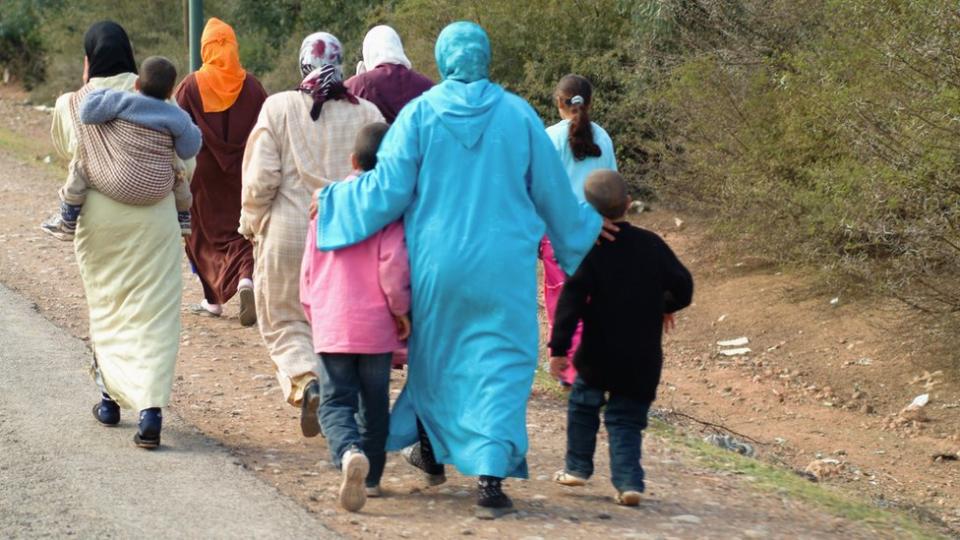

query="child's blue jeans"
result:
[318,352,392,487]
[565,376,650,493]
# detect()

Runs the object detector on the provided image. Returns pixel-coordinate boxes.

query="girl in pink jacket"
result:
[299,122,410,512]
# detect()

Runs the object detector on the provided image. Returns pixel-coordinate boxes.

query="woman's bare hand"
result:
[308,188,322,219]
[598,218,619,243]
[394,313,412,340]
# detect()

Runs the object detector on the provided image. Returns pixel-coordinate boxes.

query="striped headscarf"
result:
[297,32,356,120]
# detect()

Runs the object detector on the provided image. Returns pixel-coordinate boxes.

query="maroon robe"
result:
[344,64,433,124]
[176,74,267,304]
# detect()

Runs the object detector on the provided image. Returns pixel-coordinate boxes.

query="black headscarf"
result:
[84,21,137,78]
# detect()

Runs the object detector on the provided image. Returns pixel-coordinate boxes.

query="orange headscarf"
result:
[194,18,246,113]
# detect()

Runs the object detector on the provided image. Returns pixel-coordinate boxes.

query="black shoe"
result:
[133,408,162,449]
[300,379,321,438]
[91,394,120,426]
[402,419,446,485]
[401,443,447,486]
[238,287,257,327]
[475,476,515,519]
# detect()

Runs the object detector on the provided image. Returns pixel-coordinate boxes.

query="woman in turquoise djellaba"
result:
[316,21,608,518]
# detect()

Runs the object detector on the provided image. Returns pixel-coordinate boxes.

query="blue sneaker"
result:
[133,408,162,449]
[178,211,191,236]
[91,394,120,426]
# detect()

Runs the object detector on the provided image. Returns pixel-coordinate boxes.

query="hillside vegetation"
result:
[1,0,957,340]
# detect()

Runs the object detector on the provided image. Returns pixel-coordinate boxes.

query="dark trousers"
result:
[318,352,392,487]
[565,376,650,492]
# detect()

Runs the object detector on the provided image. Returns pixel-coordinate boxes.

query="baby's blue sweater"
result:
[80,88,202,160]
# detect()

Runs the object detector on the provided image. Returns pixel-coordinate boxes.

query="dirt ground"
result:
[0,86,956,539]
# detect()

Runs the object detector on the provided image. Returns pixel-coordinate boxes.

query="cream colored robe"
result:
[53,73,189,410]
[240,91,384,405]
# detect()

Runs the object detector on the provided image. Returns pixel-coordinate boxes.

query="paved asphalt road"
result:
[0,284,338,538]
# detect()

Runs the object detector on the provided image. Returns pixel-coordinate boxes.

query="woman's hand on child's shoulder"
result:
[308,188,322,219]
[394,313,411,341]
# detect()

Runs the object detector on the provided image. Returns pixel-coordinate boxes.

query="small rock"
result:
[804,458,844,481]
[596,512,611,520]
[671,514,702,525]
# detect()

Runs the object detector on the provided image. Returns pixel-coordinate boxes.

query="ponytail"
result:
[557,74,601,161]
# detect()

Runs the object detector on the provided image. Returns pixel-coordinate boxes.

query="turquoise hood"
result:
[422,79,504,149]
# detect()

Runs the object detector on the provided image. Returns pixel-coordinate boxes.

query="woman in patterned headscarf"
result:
[240,32,383,440]
[176,17,267,326]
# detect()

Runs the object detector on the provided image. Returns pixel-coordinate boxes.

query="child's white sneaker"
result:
[339,448,370,512]
[365,484,382,498]
[553,470,587,486]
[616,490,642,506]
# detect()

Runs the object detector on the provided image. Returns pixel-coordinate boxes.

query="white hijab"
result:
[355,25,412,75]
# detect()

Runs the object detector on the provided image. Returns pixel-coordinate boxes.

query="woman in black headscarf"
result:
[51,21,138,158]
[49,21,188,450]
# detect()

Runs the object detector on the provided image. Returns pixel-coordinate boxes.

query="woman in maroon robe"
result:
[344,25,433,123]
[176,18,267,326]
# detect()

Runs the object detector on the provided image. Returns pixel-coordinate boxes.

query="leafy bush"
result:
[0,0,51,89]
[658,0,960,315]
[5,0,959,323]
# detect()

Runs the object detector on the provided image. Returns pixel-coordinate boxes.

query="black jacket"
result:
[548,222,693,402]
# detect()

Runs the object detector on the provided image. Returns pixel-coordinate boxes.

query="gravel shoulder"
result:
[0,87,948,539]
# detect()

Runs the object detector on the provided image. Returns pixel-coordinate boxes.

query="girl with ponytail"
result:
[541,74,618,387]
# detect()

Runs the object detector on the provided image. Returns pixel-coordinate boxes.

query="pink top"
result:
[300,176,411,354]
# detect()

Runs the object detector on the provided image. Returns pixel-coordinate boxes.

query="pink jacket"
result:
[300,187,410,354]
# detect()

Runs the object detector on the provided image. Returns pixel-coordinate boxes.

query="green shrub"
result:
[0,0,50,89]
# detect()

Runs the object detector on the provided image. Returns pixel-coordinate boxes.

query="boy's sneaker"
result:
[401,442,446,486]
[178,211,191,237]
[553,470,587,486]
[339,448,370,512]
[475,476,515,519]
[365,485,382,498]
[616,490,642,506]
[40,214,76,241]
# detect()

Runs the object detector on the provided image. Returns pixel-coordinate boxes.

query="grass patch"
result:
[531,369,945,537]
[0,126,64,180]
[648,418,947,539]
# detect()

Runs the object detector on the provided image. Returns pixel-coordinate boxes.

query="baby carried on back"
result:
[42,56,202,240]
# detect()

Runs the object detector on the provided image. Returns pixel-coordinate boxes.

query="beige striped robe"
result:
[240,91,384,405]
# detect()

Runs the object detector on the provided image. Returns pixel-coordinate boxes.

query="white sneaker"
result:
[339,449,370,512]
[365,484,382,498]
[553,470,587,486]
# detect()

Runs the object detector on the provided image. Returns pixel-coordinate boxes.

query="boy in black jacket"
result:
[548,169,693,506]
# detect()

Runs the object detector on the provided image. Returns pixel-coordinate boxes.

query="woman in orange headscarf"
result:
[176,17,267,326]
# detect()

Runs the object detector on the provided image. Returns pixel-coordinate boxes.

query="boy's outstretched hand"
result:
[549,356,568,381]
[663,313,676,334]
[394,313,412,341]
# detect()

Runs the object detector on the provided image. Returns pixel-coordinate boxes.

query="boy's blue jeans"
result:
[565,376,650,493]
[318,352,392,487]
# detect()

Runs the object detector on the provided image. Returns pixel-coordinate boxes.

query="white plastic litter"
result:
[905,394,929,411]
[719,347,751,356]
[717,337,749,347]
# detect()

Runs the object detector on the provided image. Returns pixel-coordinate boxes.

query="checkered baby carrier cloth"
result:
[69,85,176,206]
